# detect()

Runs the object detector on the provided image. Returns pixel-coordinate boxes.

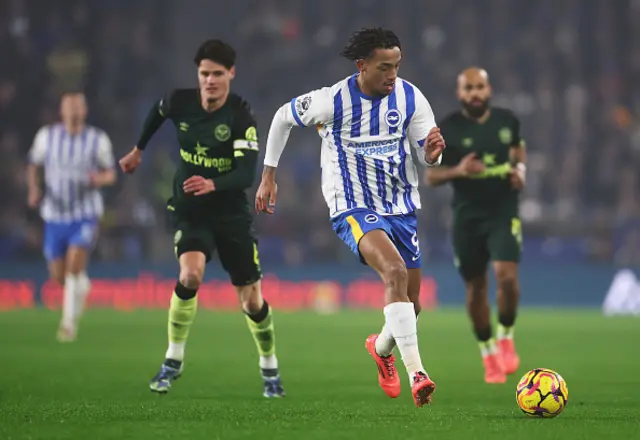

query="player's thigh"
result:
[66,220,99,274]
[172,214,216,264]
[452,216,490,282]
[215,219,262,287]
[331,209,396,267]
[385,212,422,269]
[487,216,522,266]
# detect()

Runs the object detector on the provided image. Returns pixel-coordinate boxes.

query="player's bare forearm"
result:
[262,165,277,180]
[425,166,462,186]
[91,169,117,187]
[27,164,41,191]
[510,143,526,165]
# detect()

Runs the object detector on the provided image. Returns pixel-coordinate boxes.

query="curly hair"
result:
[340,28,401,61]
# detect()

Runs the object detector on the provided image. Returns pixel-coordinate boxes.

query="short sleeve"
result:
[288,87,333,127]
[232,100,259,153]
[407,88,437,147]
[28,127,49,165]
[96,131,115,169]
[511,114,523,147]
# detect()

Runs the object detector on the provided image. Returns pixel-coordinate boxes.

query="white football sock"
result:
[497,324,514,340]
[384,302,424,380]
[73,272,91,320]
[479,339,498,357]
[165,342,186,361]
[376,304,420,357]
[375,324,396,357]
[259,354,278,370]
[62,274,78,329]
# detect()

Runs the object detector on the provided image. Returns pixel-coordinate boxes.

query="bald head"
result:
[458,67,489,85]
[457,67,491,119]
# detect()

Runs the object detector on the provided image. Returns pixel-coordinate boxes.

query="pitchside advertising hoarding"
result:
[0,262,632,311]
[0,272,437,312]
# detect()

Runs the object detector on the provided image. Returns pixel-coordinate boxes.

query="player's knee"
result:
[465,276,488,302]
[383,261,408,290]
[236,282,262,314]
[497,276,518,297]
[179,268,203,290]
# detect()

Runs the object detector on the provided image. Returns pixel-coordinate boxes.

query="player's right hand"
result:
[457,152,485,177]
[119,147,142,174]
[27,188,42,208]
[255,178,278,214]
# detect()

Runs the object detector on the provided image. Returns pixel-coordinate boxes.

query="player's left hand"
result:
[509,164,526,190]
[183,175,215,196]
[424,127,445,164]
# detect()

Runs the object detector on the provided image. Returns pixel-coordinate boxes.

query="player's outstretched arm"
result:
[119,94,170,174]
[425,153,486,186]
[256,88,332,214]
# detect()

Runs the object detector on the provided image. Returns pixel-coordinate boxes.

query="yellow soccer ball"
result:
[516,368,569,418]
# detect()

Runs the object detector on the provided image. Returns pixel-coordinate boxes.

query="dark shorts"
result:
[169,208,261,286]
[452,214,522,280]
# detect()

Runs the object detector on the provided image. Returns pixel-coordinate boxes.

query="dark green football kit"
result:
[137,89,261,286]
[439,107,524,279]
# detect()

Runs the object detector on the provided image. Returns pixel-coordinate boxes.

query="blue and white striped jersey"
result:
[285,74,437,218]
[28,124,115,223]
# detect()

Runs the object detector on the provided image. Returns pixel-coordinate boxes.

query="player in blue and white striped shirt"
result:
[26,92,116,342]
[256,28,445,407]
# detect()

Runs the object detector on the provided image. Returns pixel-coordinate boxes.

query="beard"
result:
[461,98,490,118]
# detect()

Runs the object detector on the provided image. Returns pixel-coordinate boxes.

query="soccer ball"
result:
[516,368,568,418]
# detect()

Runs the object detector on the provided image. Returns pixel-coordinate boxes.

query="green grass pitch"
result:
[1,308,638,440]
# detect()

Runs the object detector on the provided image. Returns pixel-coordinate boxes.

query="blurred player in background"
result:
[425,67,525,384]
[27,92,116,342]
[119,39,285,398]
[256,28,445,407]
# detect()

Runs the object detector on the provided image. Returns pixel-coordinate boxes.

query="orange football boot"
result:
[498,338,520,374]
[365,334,401,398]
[411,372,436,407]
[483,353,507,384]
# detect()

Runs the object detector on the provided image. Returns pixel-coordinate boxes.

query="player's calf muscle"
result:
[235,281,263,314]
[407,269,422,315]
[494,263,519,298]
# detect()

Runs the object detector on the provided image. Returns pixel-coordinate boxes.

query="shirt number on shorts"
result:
[411,232,421,261]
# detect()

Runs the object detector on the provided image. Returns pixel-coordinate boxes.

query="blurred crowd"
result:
[1,0,639,266]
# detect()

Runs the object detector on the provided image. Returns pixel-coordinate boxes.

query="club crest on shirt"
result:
[385,109,403,128]
[499,127,512,144]
[295,95,312,116]
[214,124,231,142]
